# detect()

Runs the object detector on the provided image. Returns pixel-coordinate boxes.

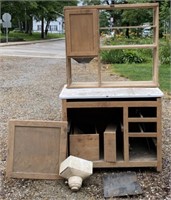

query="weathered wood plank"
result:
[69,134,99,161]
[104,124,117,162]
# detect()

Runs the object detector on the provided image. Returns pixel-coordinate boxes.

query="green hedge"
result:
[101,49,147,64]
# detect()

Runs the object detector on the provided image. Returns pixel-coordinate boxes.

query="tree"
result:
[1,0,77,38]
[159,0,170,37]
[81,0,101,5]
[33,1,77,39]
[1,1,38,34]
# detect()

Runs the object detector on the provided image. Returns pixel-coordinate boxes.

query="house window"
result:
[49,25,58,31]
[37,25,41,31]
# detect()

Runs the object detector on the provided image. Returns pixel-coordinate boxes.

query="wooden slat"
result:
[66,57,72,87]
[98,54,101,87]
[6,120,67,180]
[100,44,156,50]
[93,160,157,168]
[64,3,158,10]
[128,133,157,137]
[100,25,156,30]
[101,81,157,88]
[66,101,159,108]
[104,124,117,162]
[9,172,59,180]
[123,107,129,162]
[68,82,99,88]
[152,6,159,86]
[128,118,157,122]
[61,100,67,121]
[67,81,158,88]
[156,98,162,171]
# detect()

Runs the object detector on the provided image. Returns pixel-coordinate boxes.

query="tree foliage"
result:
[159,0,170,36]
[0,0,77,38]
[1,0,170,38]
[81,0,170,38]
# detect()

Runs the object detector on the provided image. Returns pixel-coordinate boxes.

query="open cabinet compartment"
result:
[129,137,157,162]
[68,107,123,162]
[67,105,158,164]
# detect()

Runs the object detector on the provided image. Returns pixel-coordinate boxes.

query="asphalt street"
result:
[0,39,66,58]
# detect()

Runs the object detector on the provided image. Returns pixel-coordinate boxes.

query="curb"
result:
[0,38,65,47]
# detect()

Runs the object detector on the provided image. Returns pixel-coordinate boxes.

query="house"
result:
[32,16,64,34]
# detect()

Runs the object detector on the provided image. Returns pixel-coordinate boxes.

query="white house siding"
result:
[32,16,64,34]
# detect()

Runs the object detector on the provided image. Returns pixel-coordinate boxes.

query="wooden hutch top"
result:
[64,3,159,88]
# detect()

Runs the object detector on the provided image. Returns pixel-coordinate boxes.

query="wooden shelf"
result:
[93,160,157,168]
[128,118,157,122]
[100,44,156,50]
[68,81,158,89]
[65,3,159,10]
[128,133,157,137]
[65,3,159,88]
[100,25,156,30]
[100,81,157,88]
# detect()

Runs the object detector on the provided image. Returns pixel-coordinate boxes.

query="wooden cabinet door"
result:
[65,9,99,57]
[6,120,67,179]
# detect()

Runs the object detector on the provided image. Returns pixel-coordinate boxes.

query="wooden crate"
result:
[6,120,67,179]
[104,124,117,162]
[69,134,99,161]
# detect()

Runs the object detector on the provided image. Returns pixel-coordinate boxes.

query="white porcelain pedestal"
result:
[59,156,93,191]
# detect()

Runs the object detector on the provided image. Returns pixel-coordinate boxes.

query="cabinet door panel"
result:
[65,9,99,57]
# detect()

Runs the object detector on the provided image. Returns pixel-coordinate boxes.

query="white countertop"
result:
[59,85,164,99]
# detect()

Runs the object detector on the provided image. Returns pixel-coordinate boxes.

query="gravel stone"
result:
[0,56,170,200]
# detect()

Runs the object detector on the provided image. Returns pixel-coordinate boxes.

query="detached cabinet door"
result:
[6,120,67,180]
[65,9,99,57]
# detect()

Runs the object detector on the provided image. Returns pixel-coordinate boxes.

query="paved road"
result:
[0,39,66,58]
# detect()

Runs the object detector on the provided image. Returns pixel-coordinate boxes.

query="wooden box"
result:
[64,8,99,57]
[69,134,99,161]
[104,124,116,162]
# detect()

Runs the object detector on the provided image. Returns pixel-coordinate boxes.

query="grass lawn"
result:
[0,31,64,42]
[112,63,170,93]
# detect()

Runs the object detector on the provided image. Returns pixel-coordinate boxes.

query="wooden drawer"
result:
[69,134,99,161]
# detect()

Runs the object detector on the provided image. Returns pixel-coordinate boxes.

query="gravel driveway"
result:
[0,56,170,200]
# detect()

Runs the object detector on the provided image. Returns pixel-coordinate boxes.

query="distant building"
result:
[32,16,64,34]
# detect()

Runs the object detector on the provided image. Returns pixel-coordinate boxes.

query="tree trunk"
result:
[25,20,29,34]
[45,20,50,36]
[28,16,33,35]
[41,16,45,39]
[125,22,130,38]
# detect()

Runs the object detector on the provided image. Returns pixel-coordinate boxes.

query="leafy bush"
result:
[122,50,145,63]
[160,38,170,64]
[101,49,146,64]
[101,49,124,64]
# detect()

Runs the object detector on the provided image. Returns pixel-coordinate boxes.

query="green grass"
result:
[112,63,170,93]
[0,31,64,42]
[159,64,171,93]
